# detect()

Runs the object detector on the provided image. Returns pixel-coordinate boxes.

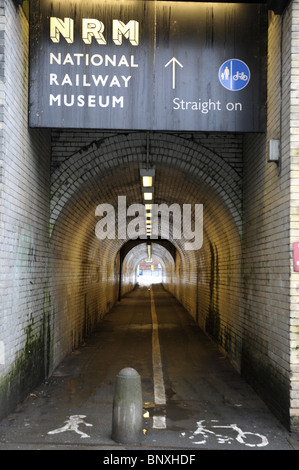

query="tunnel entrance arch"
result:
[120,240,176,291]
[50,132,242,374]
[119,239,176,295]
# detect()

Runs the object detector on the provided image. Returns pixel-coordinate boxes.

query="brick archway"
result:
[50,132,242,234]
[49,131,242,376]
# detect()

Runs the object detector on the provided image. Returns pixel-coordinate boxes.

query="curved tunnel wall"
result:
[50,132,243,372]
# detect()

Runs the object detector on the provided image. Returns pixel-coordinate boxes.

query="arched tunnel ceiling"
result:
[122,242,175,274]
[120,239,176,263]
[51,133,242,232]
[50,132,242,271]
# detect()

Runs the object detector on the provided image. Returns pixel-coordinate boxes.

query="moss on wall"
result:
[0,315,46,421]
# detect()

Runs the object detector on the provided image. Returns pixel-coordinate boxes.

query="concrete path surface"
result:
[0,285,298,453]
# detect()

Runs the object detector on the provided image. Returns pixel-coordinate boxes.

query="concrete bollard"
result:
[112,367,143,444]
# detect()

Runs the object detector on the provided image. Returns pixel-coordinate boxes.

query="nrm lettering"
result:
[50,17,139,46]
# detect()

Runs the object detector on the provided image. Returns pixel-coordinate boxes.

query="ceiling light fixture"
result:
[143,189,153,201]
[140,166,155,239]
[142,175,153,187]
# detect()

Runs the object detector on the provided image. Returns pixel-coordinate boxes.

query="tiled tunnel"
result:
[50,133,242,374]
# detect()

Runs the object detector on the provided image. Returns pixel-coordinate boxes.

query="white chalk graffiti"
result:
[48,415,93,439]
[181,419,269,447]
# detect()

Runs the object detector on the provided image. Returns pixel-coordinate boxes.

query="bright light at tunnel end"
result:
[95,196,203,250]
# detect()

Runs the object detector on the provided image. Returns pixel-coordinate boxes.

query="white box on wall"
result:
[268,139,280,162]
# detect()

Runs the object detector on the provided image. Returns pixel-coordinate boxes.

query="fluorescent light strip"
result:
[143,176,153,187]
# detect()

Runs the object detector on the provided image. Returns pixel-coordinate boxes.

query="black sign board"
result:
[29,0,267,132]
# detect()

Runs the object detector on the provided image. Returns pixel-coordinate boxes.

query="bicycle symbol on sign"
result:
[233,71,248,81]
[181,419,269,448]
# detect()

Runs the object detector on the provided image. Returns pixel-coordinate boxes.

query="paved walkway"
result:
[0,285,298,452]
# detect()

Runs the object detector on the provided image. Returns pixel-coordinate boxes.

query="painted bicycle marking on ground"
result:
[181,419,269,447]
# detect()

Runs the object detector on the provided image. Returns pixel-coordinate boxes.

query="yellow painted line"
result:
[150,288,166,429]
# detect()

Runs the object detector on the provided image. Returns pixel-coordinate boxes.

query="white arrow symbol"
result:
[165,57,183,89]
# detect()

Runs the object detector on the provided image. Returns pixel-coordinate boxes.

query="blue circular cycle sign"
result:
[219,59,250,91]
